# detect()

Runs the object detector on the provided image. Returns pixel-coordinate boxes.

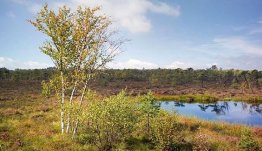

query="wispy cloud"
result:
[249,27,262,35]
[178,36,262,70]
[213,37,262,56]
[165,61,192,69]
[107,59,211,69]
[60,0,180,33]
[0,57,14,67]
[28,3,42,14]
[11,0,42,14]
[107,59,158,69]
[104,35,262,70]
[23,61,51,69]
[232,18,262,35]
[219,55,262,70]
[0,57,52,69]
[54,0,180,33]
[0,57,199,70]
[2,55,260,70]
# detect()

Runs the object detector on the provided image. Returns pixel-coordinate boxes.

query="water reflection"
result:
[198,102,229,115]
[250,104,262,114]
[160,101,262,126]
[174,102,185,107]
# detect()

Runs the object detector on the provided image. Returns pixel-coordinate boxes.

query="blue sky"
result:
[1,0,262,70]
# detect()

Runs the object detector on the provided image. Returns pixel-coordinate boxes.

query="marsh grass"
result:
[0,81,261,150]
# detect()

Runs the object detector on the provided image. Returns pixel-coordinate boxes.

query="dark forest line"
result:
[1,66,262,90]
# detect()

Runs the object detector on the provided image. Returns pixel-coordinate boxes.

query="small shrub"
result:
[151,111,187,150]
[41,81,52,98]
[239,128,260,151]
[138,91,160,137]
[81,91,139,150]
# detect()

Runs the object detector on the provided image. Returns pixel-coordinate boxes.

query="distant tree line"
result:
[1,65,262,89]
[0,67,55,81]
[96,65,262,89]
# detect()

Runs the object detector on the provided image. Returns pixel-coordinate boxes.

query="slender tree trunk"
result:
[72,79,88,138]
[79,79,88,106]
[66,82,77,133]
[72,121,78,138]
[61,71,65,134]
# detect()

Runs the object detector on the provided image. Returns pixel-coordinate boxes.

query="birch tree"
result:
[30,4,123,135]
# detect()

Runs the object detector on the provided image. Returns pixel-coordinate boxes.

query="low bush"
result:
[79,91,139,150]
[77,91,195,150]
[239,128,260,151]
[151,111,189,150]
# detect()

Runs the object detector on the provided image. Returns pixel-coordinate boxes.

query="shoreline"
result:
[154,94,262,103]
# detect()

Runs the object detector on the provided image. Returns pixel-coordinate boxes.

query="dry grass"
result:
[0,81,261,150]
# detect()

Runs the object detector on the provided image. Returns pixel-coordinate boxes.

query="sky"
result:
[1,0,262,70]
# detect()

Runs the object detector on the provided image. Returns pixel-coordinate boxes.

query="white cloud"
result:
[148,2,180,16]
[11,0,42,14]
[107,59,213,69]
[219,55,262,70]
[0,57,208,70]
[0,57,203,70]
[62,0,180,33]
[0,57,52,69]
[213,37,262,56]
[22,61,50,69]
[28,3,43,14]
[0,57,14,67]
[165,61,191,69]
[184,36,262,57]
[165,61,213,69]
[107,47,122,56]
[13,0,180,33]
[107,59,158,69]
[174,36,262,70]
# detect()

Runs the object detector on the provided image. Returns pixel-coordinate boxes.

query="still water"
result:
[160,101,262,126]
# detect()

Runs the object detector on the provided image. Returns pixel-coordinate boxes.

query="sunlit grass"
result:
[0,81,261,150]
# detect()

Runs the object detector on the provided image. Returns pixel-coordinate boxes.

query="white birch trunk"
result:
[72,79,88,138]
[66,82,77,133]
[61,71,65,134]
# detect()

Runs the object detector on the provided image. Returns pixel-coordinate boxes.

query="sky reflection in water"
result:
[160,101,262,126]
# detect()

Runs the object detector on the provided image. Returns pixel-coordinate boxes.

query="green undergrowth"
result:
[0,87,261,150]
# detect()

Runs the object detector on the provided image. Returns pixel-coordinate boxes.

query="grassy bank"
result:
[0,81,262,150]
[1,94,261,150]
